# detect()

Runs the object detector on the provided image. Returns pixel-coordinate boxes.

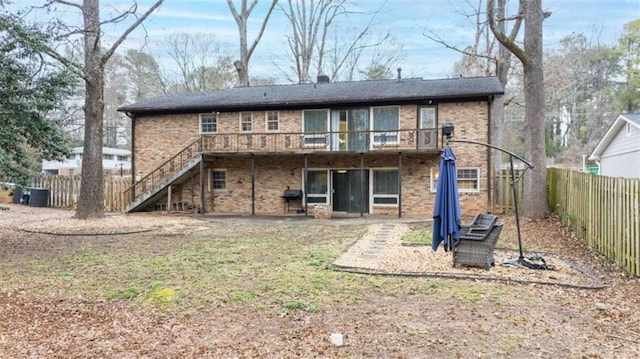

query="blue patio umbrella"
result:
[431,145,461,252]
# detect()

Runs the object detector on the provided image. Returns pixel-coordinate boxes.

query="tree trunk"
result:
[521,0,547,218]
[76,0,105,219]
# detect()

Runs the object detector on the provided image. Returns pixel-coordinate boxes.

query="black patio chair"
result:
[453,214,503,270]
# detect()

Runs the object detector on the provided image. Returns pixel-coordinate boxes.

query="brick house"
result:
[118,76,503,218]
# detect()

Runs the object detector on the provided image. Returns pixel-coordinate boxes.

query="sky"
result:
[11,0,640,82]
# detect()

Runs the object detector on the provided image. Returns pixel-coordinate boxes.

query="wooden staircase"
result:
[123,138,204,213]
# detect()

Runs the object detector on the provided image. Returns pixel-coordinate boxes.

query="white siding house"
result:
[42,147,131,176]
[589,114,640,178]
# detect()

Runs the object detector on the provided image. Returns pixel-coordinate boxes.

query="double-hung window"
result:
[266,111,279,132]
[372,106,399,145]
[200,113,217,134]
[240,112,253,132]
[210,170,227,190]
[372,169,399,205]
[306,170,329,203]
[430,167,480,193]
[303,109,329,147]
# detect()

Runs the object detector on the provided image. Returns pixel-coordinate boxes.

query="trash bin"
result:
[12,186,23,204]
[28,187,49,207]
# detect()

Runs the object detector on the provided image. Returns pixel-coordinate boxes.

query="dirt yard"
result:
[1,204,639,358]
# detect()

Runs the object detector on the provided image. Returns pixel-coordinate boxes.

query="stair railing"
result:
[123,137,203,208]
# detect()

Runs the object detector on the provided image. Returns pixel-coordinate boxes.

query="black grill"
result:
[282,188,304,213]
[282,189,303,199]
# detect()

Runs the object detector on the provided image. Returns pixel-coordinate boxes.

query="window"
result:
[266,111,279,132]
[306,170,329,203]
[419,106,437,129]
[117,155,128,162]
[211,170,227,190]
[200,113,217,134]
[430,167,480,193]
[373,169,399,205]
[372,106,399,144]
[303,109,329,147]
[240,112,253,132]
[102,154,114,160]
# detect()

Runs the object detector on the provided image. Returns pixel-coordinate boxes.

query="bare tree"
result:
[227,0,278,87]
[280,0,390,83]
[488,0,550,218]
[163,33,235,92]
[18,0,164,219]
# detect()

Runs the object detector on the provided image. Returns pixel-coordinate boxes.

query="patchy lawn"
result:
[0,206,639,358]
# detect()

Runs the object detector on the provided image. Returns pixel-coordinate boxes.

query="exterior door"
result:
[332,109,369,152]
[418,106,437,149]
[332,170,369,213]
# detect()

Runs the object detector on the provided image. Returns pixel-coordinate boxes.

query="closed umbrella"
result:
[431,146,461,252]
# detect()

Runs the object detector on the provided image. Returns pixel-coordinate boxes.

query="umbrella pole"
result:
[509,154,524,260]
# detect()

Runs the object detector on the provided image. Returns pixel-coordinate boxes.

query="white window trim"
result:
[209,169,227,191]
[371,106,400,146]
[303,168,330,204]
[265,110,279,132]
[239,112,253,133]
[371,168,399,207]
[430,167,480,193]
[302,109,330,148]
[199,113,218,134]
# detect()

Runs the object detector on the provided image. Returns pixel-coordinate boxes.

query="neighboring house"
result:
[42,147,132,176]
[589,113,640,179]
[118,75,503,217]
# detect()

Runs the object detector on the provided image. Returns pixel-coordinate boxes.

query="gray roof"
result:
[589,113,640,160]
[118,76,504,115]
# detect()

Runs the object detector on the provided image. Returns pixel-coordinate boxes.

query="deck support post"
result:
[251,154,255,215]
[398,152,402,218]
[199,154,205,215]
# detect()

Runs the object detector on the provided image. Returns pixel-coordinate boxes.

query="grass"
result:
[1,223,515,315]
[401,227,432,246]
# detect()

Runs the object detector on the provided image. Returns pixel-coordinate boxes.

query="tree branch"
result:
[101,0,164,68]
[487,0,527,66]
[52,0,82,11]
[247,0,278,60]
[423,30,497,63]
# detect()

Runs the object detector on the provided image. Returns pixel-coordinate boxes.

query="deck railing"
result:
[199,128,438,154]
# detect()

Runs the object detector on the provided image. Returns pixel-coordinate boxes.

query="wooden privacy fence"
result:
[492,168,525,214]
[548,168,640,276]
[31,175,132,212]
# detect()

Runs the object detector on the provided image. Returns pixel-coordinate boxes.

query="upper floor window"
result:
[372,106,399,144]
[102,154,114,160]
[266,111,279,132]
[240,112,253,132]
[419,106,437,128]
[303,109,329,147]
[430,167,480,193]
[117,155,129,162]
[200,113,217,134]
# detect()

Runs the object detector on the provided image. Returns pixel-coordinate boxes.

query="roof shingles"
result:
[118,76,504,115]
